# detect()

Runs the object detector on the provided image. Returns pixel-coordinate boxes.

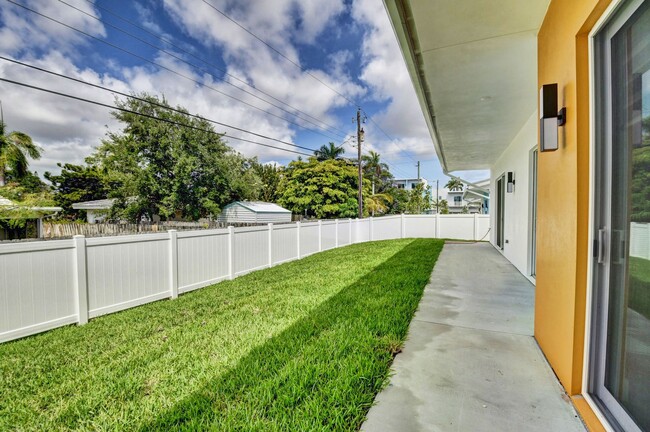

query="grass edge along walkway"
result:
[0,238,443,431]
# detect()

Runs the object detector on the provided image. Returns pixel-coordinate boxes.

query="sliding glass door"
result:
[591,1,650,430]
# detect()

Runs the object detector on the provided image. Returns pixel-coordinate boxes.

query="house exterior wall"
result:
[490,112,537,277]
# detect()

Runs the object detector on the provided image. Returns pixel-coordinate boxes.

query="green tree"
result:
[0,121,41,186]
[362,150,392,193]
[90,94,260,222]
[445,177,464,191]
[252,161,283,203]
[432,198,449,214]
[365,192,393,216]
[314,142,345,161]
[278,158,369,219]
[406,183,432,214]
[384,187,409,214]
[44,163,112,220]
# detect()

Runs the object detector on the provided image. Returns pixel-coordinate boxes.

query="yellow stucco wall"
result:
[536,0,612,397]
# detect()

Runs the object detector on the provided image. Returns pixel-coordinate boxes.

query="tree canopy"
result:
[314,142,345,161]
[0,121,41,187]
[89,94,260,222]
[44,163,112,220]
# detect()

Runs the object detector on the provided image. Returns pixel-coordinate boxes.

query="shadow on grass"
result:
[138,239,443,431]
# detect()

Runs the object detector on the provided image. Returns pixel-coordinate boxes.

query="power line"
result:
[58,0,348,139]
[361,109,420,164]
[201,0,359,107]
[0,56,317,152]
[4,0,342,142]
[0,77,313,157]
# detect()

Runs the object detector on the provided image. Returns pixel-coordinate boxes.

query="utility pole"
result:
[357,107,363,219]
[416,161,420,179]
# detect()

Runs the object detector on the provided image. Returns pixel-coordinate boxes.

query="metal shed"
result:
[216,201,291,224]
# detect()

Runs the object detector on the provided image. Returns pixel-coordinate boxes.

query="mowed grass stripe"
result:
[0,238,443,431]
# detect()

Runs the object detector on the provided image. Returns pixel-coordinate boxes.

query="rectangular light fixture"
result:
[540,83,564,152]
[507,172,515,193]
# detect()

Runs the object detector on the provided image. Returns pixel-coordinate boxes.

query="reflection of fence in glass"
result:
[630,222,650,260]
[0,214,490,343]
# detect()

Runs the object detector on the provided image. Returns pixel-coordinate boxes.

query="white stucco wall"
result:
[490,112,537,278]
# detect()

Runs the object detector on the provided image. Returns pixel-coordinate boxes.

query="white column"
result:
[435,213,441,238]
[369,217,374,241]
[73,235,89,325]
[227,226,234,280]
[335,219,339,247]
[296,221,301,259]
[473,213,479,241]
[268,223,273,267]
[401,213,405,239]
[168,230,179,299]
[318,220,323,252]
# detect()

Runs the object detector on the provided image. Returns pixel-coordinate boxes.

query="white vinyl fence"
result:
[0,214,489,343]
[631,222,650,260]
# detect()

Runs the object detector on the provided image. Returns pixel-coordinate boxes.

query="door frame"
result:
[496,173,506,250]
[529,147,539,278]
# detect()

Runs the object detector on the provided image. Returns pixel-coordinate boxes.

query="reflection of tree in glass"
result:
[632,115,650,222]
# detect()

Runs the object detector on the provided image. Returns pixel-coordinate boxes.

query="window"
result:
[454,196,461,204]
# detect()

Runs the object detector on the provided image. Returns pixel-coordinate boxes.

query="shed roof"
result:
[226,201,291,213]
[0,195,15,206]
[71,198,115,210]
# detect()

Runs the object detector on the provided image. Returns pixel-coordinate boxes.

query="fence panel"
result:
[356,219,371,243]
[372,216,401,240]
[337,220,351,246]
[177,230,230,293]
[0,241,77,342]
[439,215,475,240]
[272,224,298,265]
[86,234,170,318]
[631,222,650,260]
[233,227,269,275]
[321,221,337,250]
[300,222,320,257]
[477,216,491,241]
[404,215,436,238]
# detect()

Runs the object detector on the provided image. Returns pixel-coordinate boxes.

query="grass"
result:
[629,256,650,320]
[0,238,443,431]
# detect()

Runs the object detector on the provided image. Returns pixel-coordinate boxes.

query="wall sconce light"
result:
[539,83,566,152]
[507,172,515,193]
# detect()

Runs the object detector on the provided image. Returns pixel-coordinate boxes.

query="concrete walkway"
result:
[362,243,586,432]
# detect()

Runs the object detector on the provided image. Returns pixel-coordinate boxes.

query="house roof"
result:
[0,195,62,215]
[71,198,116,210]
[226,201,291,214]
[383,0,549,171]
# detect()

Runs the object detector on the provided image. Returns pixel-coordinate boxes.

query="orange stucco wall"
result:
[536,0,612,397]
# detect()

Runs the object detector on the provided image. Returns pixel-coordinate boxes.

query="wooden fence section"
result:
[1,214,490,343]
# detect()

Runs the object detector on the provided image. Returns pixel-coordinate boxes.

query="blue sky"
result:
[0,0,488,196]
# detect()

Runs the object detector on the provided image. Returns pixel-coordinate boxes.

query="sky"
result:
[0,0,488,198]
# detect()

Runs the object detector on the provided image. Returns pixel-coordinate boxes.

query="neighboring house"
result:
[72,198,115,223]
[385,0,646,430]
[392,177,428,191]
[0,195,62,240]
[216,201,291,224]
[445,185,466,214]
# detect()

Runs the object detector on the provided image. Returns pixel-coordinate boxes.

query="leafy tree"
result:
[278,158,369,219]
[445,177,464,191]
[252,161,283,203]
[362,150,393,193]
[406,183,432,214]
[44,163,112,220]
[0,121,41,186]
[314,142,345,161]
[365,192,393,216]
[90,94,260,222]
[384,187,409,214]
[432,198,449,214]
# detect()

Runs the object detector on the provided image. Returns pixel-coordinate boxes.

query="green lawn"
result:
[629,256,650,320]
[0,238,443,431]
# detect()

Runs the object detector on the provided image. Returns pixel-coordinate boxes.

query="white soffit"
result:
[385,0,550,172]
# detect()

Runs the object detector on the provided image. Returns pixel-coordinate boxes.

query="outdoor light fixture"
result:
[539,83,566,152]
[507,172,515,193]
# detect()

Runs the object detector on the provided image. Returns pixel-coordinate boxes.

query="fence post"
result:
[296,221,301,259]
[473,213,479,241]
[355,218,359,243]
[268,223,273,267]
[369,217,374,241]
[435,213,441,238]
[348,218,352,245]
[168,230,179,299]
[228,226,234,280]
[335,219,339,248]
[318,220,323,252]
[73,235,89,325]
[401,213,405,239]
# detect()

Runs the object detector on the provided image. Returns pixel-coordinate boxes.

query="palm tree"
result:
[445,177,463,192]
[314,142,345,161]
[362,151,390,193]
[365,192,393,216]
[0,121,41,186]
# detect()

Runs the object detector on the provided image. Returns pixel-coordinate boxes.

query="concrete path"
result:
[362,242,586,432]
